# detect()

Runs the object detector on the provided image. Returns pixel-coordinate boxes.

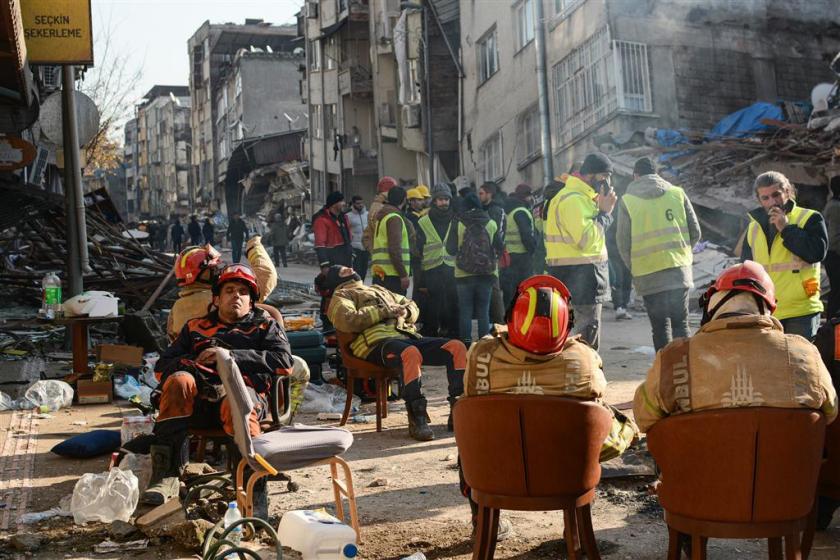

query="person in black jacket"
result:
[478,182,506,324]
[188,215,202,245]
[227,213,249,263]
[171,218,184,253]
[811,318,840,529]
[416,183,458,337]
[202,218,214,245]
[500,184,537,305]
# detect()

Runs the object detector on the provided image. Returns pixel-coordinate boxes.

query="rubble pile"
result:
[0,184,175,309]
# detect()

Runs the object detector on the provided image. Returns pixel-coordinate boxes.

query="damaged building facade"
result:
[460,0,840,189]
[299,0,461,207]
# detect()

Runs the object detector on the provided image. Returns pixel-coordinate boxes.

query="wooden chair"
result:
[454,395,612,560]
[336,331,401,432]
[801,418,840,557]
[216,348,360,539]
[646,408,826,560]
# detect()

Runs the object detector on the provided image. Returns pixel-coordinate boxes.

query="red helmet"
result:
[175,245,221,286]
[506,275,572,354]
[377,176,398,193]
[700,260,776,313]
[213,264,260,300]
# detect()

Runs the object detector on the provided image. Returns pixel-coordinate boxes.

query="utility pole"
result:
[423,1,433,187]
[62,64,89,296]
[534,0,554,187]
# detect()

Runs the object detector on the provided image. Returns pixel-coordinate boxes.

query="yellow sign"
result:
[20,0,94,65]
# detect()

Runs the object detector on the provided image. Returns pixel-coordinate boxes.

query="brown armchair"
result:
[647,407,826,560]
[454,395,612,560]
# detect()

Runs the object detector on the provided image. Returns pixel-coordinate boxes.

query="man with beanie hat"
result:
[416,183,459,337]
[326,264,468,440]
[313,191,353,329]
[544,152,617,350]
[616,157,701,350]
[371,186,415,295]
[501,184,537,304]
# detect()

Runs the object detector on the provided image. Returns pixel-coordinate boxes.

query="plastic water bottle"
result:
[41,272,62,319]
[277,509,358,559]
[223,501,243,555]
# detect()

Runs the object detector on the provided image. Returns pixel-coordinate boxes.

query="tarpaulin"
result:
[708,102,784,139]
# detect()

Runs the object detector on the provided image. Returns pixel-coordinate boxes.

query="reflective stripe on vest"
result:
[622,186,693,276]
[349,323,405,357]
[506,206,533,254]
[417,215,453,270]
[371,213,410,277]
[544,176,608,266]
[746,204,822,320]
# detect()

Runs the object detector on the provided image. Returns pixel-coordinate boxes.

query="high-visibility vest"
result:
[622,186,692,276]
[452,219,499,278]
[747,203,822,320]
[371,212,410,278]
[506,206,533,255]
[544,176,607,266]
[417,215,453,270]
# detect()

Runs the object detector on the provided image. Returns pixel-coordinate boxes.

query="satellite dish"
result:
[39,91,100,147]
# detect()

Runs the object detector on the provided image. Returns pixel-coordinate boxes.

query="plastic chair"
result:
[336,331,401,432]
[215,347,360,539]
[646,408,826,560]
[802,418,840,557]
[454,395,612,560]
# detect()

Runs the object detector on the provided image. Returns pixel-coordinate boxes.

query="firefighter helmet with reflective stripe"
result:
[699,260,776,322]
[212,263,260,300]
[505,275,572,354]
[175,245,221,286]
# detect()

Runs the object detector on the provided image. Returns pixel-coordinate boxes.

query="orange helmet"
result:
[506,275,572,354]
[377,176,398,193]
[175,245,221,286]
[699,260,776,321]
[212,263,260,300]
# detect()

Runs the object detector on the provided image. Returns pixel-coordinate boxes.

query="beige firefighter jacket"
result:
[167,236,277,339]
[633,314,838,433]
[326,279,420,358]
[463,330,639,462]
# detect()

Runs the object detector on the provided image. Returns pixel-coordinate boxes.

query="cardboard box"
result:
[76,378,113,404]
[97,344,143,366]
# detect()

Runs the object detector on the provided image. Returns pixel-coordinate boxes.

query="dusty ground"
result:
[1,263,839,558]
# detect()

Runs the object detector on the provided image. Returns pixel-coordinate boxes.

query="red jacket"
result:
[313,208,352,267]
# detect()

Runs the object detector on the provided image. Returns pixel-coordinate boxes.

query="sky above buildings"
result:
[89,0,302,135]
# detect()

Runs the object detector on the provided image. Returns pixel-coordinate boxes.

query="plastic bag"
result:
[0,391,14,411]
[71,468,139,524]
[21,380,74,411]
[114,375,141,400]
[121,415,154,445]
[117,452,152,494]
[299,383,360,414]
[19,494,72,524]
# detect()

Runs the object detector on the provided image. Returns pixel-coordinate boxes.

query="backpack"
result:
[456,219,496,275]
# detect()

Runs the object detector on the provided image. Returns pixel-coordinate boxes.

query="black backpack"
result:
[456,219,496,275]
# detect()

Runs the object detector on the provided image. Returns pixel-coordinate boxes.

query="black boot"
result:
[406,397,434,441]
[447,397,457,432]
[817,496,840,530]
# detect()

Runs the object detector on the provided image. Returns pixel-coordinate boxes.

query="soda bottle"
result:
[41,272,62,319]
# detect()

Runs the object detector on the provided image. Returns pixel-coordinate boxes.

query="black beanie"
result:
[326,191,345,207]
[580,152,613,175]
[388,186,407,207]
[633,157,657,176]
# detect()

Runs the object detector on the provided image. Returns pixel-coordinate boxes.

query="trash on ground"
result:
[71,468,139,524]
[93,538,149,553]
[300,382,359,414]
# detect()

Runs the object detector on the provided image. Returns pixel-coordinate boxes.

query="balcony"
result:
[338,65,372,97]
[343,147,378,176]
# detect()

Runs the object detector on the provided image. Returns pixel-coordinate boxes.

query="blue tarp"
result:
[655,129,689,147]
[707,102,784,139]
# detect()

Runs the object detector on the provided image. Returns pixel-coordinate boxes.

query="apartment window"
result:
[515,0,535,51]
[337,0,348,13]
[325,36,338,71]
[312,105,323,138]
[517,105,541,163]
[552,27,652,146]
[477,28,499,85]
[310,39,322,71]
[478,132,503,183]
[406,59,421,104]
[235,73,242,98]
[325,104,338,137]
[553,0,585,19]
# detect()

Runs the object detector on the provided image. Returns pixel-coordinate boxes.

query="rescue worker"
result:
[416,183,457,337]
[417,184,432,209]
[501,184,536,305]
[313,191,353,272]
[742,171,828,340]
[812,312,840,529]
[406,187,429,319]
[362,176,399,253]
[325,265,467,441]
[371,186,414,295]
[458,275,638,533]
[633,260,837,433]
[545,153,617,350]
[532,175,567,275]
[132,264,295,507]
[406,187,428,227]
[616,157,702,349]
[169,244,309,421]
[478,182,506,324]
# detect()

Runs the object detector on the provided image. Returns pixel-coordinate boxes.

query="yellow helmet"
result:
[416,185,430,198]
[407,188,424,200]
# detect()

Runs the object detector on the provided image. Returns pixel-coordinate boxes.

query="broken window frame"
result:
[477,27,499,85]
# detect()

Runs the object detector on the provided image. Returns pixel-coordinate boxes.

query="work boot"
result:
[447,397,457,432]
[817,496,840,530]
[406,398,434,441]
[142,445,181,506]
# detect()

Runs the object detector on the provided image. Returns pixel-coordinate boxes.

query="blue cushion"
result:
[51,430,121,458]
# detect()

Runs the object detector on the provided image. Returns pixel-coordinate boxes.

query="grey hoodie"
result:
[616,174,702,297]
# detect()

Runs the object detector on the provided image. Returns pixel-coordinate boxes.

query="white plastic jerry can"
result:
[277,509,358,560]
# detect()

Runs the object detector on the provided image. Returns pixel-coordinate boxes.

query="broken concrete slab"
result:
[165,518,214,551]
[10,532,42,552]
[109,519,140,541]
[135,499,186,536]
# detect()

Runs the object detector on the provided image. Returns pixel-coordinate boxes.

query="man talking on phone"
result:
[742,171,827,340]
[544,152,617,350]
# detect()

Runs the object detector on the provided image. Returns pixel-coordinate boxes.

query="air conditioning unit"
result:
[401,104,421,128]
[306,1,319,19]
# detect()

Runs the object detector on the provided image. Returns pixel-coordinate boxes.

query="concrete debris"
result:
[165,518,215,551]
[136,499,186,535]
[10,532,42,551]
[108,520,140,541]
[368,478,390,488]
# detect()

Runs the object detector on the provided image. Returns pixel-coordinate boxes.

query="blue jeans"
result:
[456,275,494,346]
[643,288,690,351]
[780,312,820,341]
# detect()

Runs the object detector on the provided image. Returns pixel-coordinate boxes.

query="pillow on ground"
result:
[51,430,121,458]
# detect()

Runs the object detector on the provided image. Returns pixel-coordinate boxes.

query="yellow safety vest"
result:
[417,215,453,270]
[622,186,692,276]
[371,212,410,278]
[747,204,822,320]
[544,176,608,266]
[452,219,499,278]
[506,206,533,255]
